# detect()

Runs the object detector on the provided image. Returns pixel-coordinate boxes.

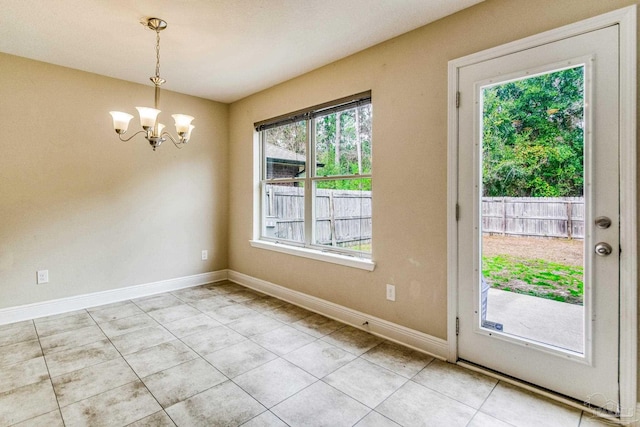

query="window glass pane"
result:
[313,178,371,253]
[259,95,373,258]
[315,104,372,177]
[263,121,307,180]
[263,182,305,243]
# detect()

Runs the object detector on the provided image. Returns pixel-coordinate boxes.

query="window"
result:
[255,92,372,262]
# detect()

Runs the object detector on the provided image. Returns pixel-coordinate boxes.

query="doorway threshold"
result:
[456,359,622,424]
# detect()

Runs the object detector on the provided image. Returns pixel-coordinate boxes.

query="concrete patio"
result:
[485,288,583,353]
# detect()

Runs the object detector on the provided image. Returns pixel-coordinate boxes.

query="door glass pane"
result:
[480,66,585,354]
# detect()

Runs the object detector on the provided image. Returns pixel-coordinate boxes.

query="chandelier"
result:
[109,18,194,151]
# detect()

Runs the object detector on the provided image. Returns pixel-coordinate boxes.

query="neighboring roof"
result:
[265,143,325,168]
[266,143,305,165]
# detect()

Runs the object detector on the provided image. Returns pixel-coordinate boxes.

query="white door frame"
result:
[446,5,637,421]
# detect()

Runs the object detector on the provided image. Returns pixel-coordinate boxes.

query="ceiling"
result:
[0,0,483,103]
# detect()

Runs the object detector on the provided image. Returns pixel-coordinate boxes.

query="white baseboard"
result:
[1,268,448,360]
[1,267,635,419]
[628,403,640,426]
[227,270,449,359]
[0,270,227,325]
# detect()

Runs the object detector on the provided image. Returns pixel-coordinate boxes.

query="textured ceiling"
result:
[0,0,483,103]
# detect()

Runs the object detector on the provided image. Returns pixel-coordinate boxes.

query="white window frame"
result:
[251,92,375,271]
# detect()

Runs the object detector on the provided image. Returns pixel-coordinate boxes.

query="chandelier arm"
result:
[161,132,185,149]
[118,130,148,142]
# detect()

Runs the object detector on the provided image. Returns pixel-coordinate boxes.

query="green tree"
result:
[315,104,372,190]
[263,104,372,191]
[482,67,584,197]
[263,120,306,155]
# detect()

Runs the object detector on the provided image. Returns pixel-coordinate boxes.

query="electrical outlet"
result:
[386,284,396,301]
[37,270,49,284]
[201,250,208,261]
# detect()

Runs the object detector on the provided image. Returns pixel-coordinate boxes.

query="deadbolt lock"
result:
[595,216,612,229]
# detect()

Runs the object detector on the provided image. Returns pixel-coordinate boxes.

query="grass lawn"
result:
[482,255,584,305]
[346,243,371,252]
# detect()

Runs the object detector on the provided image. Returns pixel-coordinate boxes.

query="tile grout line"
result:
[89,301,177,426]
[319,341,408,423]
[21,286,311,422]
[124,286,287,424]
[33,317,67,426]
[169,284,369,421]
[221,305,395,423]
[56,306,373,425]
[247,291,415,423]
[37,296,203,425]
[466,378,501,426]
[166,285,283,424]
[7,286,287,425]
[5,282,468,427]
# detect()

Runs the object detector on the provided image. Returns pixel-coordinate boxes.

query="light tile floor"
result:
[0,281,615,426]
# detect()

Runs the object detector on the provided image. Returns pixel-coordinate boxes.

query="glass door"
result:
[456,25,620,409]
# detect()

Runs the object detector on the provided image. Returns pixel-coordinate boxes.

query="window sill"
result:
[249,240,376,271]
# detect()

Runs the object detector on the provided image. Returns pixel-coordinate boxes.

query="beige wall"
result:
[228,0,639,376]
[0,53,229,308]
[1,0,638,401]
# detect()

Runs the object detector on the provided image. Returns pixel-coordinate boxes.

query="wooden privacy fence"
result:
[482,197,585,239]
[265,191,583,243]
[264,186,372,247]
